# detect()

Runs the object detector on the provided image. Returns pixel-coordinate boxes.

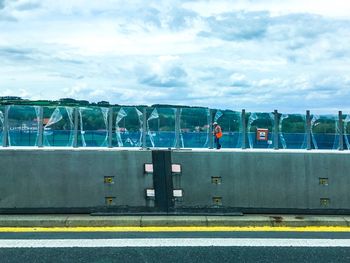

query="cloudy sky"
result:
[0,0,350,113]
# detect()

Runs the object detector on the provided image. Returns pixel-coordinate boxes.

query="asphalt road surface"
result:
[1,231,350,263]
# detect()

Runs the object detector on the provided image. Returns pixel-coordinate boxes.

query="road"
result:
[1,228,350,262]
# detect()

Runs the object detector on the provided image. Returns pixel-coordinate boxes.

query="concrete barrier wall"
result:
[171,150,350,211]
[0,148,349,213]
[0,148,153,212]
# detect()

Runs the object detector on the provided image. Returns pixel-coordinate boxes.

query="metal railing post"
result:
[142,107,147,149]
[2,105,9,147]
[108,107,113,148]
[241,109,246,149]
[306,110,312,150]
[37,106,44,147]
[175,107,181,149]
[208,109,213,149]
[339,111,344,151]
[273,109,279,150]
[73,107,79,148]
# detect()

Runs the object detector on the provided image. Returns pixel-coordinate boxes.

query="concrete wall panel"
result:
[171,150,350,210]
[0,149,152,210]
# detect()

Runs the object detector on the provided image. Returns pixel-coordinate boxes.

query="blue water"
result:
[4,130,347,150]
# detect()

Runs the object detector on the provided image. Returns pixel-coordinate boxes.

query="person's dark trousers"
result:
[214,137,221,149]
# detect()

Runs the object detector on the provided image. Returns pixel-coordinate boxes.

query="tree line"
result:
[0,97,343,133]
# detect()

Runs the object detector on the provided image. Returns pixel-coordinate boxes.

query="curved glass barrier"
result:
[43,106,74,147]
[146,107,176,148]
[344,115,350,150]
[7,105,40,146]
[212,109,242,148]
[0,106,4,144]
[79,107,108,147]
[311,115,339,150]
[180,107,209,148]
[279,114,307,149]
[115,107,143,147]
[0,104,346,150]
[247,112,274,148]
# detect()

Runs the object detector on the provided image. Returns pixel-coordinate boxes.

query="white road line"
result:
[0,238,350,248]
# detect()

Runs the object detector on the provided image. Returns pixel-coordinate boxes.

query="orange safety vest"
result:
[215,126,223,138]
[216,131,223,138]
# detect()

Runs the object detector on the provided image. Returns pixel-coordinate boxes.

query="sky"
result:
[0,0,350,113]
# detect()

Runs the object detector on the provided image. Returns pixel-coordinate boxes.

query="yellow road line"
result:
[0,226,350,232]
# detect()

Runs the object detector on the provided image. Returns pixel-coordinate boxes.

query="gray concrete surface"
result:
[0,214,349,227]
[0,148,152,210]
[1,148,350,214]
[172,149,350,210]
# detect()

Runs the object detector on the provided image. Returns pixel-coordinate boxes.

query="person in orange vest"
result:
[213,122,222,149]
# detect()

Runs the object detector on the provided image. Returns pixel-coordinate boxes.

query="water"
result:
[3,130,345,150]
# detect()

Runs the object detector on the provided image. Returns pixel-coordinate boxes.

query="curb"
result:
[0,215,349,228]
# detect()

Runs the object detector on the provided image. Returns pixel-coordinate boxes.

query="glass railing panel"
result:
[79,107,108,147]
[280,114,307,149]
[311,115,338,150]
[147,107,176,148]
[180,107,209,148]
[247,112,274,149]
[7,105,40,146]
[43,106,74,147]
[115,107,143,147]
[345,115,350,150]
[0,106,4,144]
[212,109,242,148]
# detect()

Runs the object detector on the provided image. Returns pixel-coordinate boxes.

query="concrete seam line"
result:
[140,216,144,227]
[138,217,142,227]
[64,216,69,227]
[343,217,350,227]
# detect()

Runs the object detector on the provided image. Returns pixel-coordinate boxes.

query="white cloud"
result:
[183,0,350,18]
[0,0,349,113]
[137,56,188,88]
[0,88,13,96]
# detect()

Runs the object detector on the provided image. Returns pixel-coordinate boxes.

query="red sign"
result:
[256,128,269,141]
